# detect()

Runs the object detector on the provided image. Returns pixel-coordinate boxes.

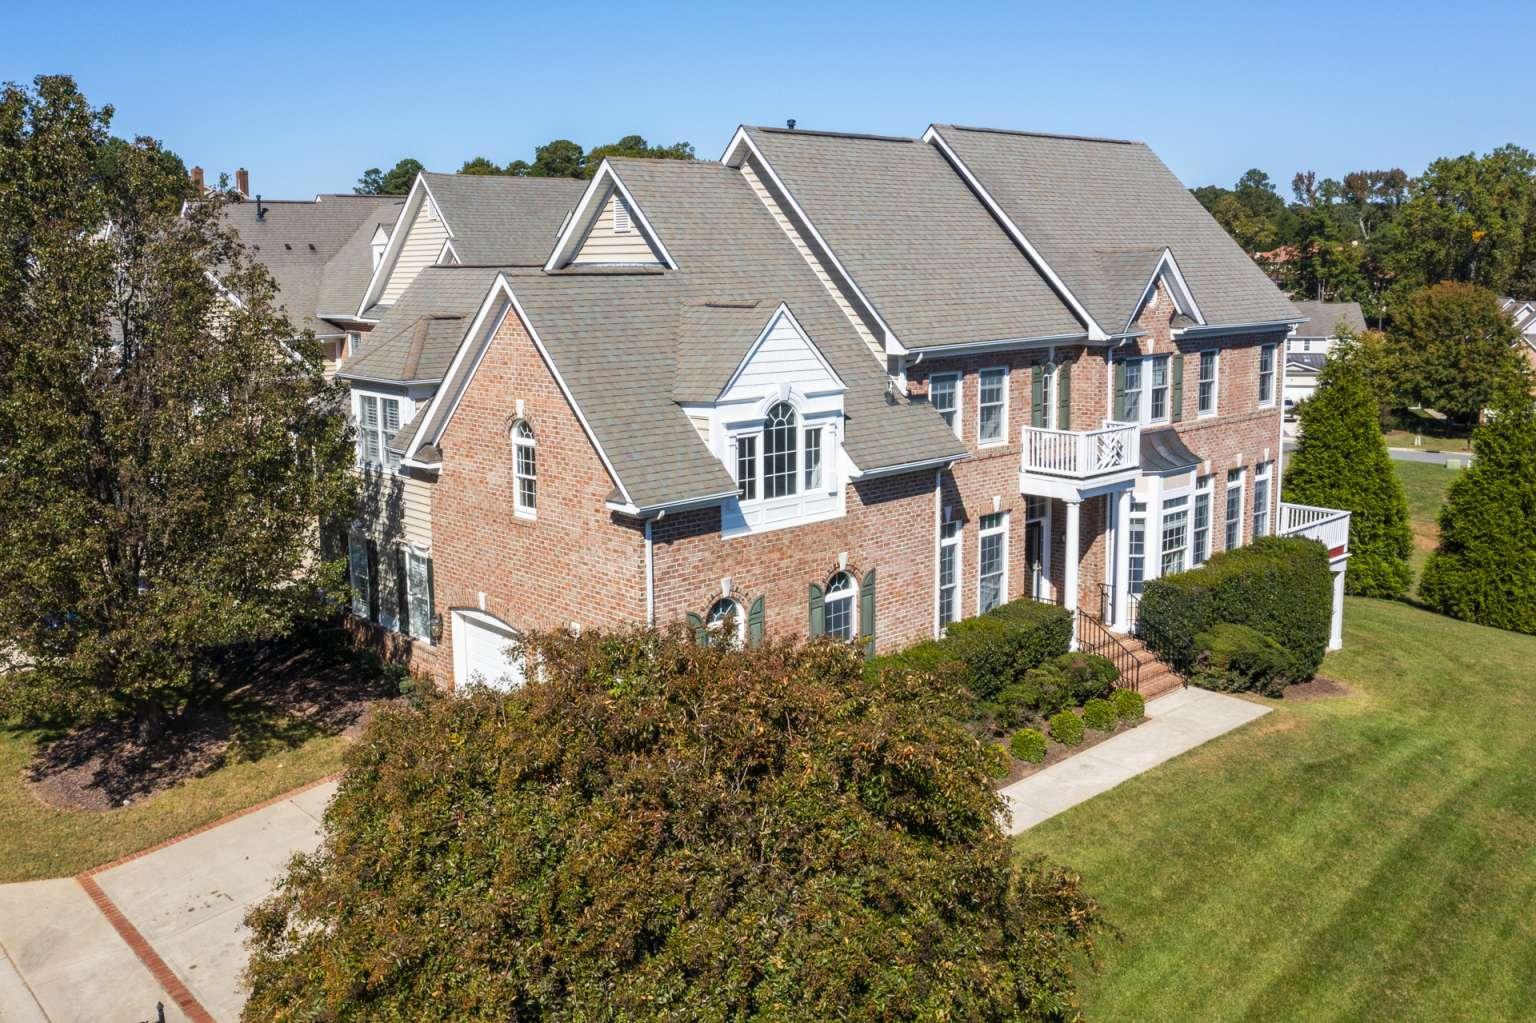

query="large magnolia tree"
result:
[0,76,357,735]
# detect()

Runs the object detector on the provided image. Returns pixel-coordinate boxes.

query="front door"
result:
[1024,496,1049,601]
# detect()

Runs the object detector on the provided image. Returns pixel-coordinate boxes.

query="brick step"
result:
[1137,671,1185,701]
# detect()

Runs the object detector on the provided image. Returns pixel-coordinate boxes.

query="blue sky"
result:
[6,0,1532,198]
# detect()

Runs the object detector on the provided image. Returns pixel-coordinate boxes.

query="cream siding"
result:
[380,198,451,305]
[721,314,839,403]
[572,190,664,265]
[398,471,433,549]
[738,158,884,364]
[687,412,710,445]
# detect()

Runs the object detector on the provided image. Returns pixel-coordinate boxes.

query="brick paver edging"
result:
[81,771,341,877]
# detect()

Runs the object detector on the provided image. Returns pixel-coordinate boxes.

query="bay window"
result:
[978,512,1007,612]
[1128,501,1147,595]
[735,435,757,500]
[938,518,960,629]
[1160,496,1189,577]
[804,426,823,490]
[1225,468,1245,550]
[1252,461,1272,538]
[1193,476,1212,565]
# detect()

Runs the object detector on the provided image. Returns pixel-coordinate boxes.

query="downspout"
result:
[644,509,666,629]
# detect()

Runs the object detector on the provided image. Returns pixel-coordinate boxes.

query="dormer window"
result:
[763,401,799,498]
[723,394,842,535]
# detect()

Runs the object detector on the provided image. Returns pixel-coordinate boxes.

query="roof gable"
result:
[718,303,845,404]
[546,161,676,270]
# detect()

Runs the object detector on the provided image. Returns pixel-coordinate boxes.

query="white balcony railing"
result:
[1021,421,1141,479]
[1279,501,1351,558]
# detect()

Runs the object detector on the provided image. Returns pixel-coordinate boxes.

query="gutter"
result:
[334,373,444,387]
[1174,319,1302,340]
[604,488,742,518]
[849,453,966,481]
[905,331,1091,360]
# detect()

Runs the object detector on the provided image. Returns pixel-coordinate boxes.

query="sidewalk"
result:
[999,687,1270,834]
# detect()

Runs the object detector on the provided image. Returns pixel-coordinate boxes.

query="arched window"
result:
[823,570,857,641]
[705,597,745,647]
[512,420,536,518]
[762,401,799,499]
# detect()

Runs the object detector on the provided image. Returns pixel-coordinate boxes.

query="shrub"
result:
[1009,727,1048,764]
[1111,688,1145,721]
[1420,380,1536,635]
[869,597,1072,701]
[1284,341,1414,598]
[1137,536,1332,680]
[1081,698,1118,732]
[1191,623,1291,698]
[984,741,1013,779]
[243,628,1105,1019]
[1047,652,1119,704]
[1048,709,1085,747]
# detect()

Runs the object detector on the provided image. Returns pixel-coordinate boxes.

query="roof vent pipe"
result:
[786,118,796,130]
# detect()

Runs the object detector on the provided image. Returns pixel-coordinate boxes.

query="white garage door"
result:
[453,610,525,691]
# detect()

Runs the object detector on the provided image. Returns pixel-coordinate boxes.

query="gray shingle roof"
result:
[420,173,585,265]
[743,127,1084,348]
[316,200,405,322]
[219,194,401,336]
[673,299,775,403]
[1140,427,1200,473]
[930,125,1300,331]
[337,266,508,384]
[1289,300,1367,338]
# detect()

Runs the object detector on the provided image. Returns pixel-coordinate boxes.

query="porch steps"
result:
[1119,635,1185,700]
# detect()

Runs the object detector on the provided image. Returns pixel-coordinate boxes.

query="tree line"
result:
[355,134,695,194]
[1193,145,1536,324]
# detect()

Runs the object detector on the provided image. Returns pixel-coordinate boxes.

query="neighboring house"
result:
[1284,300,1367,411]
[329,124,1353,691]
[1499,296,1536,373]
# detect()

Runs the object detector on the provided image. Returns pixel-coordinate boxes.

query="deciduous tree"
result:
[1388,282,1525,426]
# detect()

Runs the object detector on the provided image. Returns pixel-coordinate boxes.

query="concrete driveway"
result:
[0,778,335,1022]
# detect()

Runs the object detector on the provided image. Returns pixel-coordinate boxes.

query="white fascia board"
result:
[717,303,847,400]
[848,453,966,481]
[605,489,742,519]
[721,127,900,349]
[1176,318,1302,339]
[920,125,1106,342]
[544,161,678,271]
[904,331,1091,360]
[355,174,429,318]
[437,238,460,265]
[416,274,637,507]
[1124,248,1207,332]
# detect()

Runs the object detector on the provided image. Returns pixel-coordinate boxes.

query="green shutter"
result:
[860,569,877,657]
[1171,353,1185,423]
[748,595,765,648]
[1057,360,1072,430]
[808,583,824,638]
[686,611,706,645]
[1114,360,1129,422]
[394,547,410,634]
[1031,365,1046,428]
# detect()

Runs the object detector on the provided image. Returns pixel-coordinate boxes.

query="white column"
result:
[1115,487,1133,630]
[1329,565,1346,650]
[1064,498,1081,649]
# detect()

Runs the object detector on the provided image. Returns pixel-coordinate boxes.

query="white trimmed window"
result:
[347,529,371,618]
[404,546,432,641]
[804,426,823,490]
[735,434,757,501]
[1252,461,1273,538]
[706,597,745,647]
[938,517,961,629]
[978,512,1008,612]
[1258,344,1277,406]
[824,571,857,641]
[512,420,537,518]
[1193,475,1213,565]
[1128,501,1148,595]
[1150,356,1171,421]
[1117,355,1172,425]
[978,368,1008,445]
[1160,496,1190,577]
[1198,350,1218,416]
[929,373,960,436]
[763,401,799,499]
[1225,468,1245,550]
[355,393,403,472]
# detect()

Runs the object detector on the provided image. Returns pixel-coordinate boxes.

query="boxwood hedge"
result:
[1137,536,1332,680]
[867,597,1072,700]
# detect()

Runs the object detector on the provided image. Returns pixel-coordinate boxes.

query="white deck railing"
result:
[1020,421,1141,479]
[1279,502,1351,557]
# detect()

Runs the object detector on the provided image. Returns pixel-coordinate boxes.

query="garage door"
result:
[453,610,526,691]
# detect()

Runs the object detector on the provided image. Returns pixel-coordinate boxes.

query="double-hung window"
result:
[1117,355,1171,424]
[1198,350,1218,416]
[1128,501,1148,595]
[1252,461,1272,538]
[512,421,537,518]
[735,435,757,501]
[1192,476,1213,565]
[938,518,961,629]
[404,547,432,641]
[929,373,960,436]
[1122,359,1143,422]
[356,394,403,471]
[1160,496,1189,577]
[1225,468,1245,550]
[347,530,371,618]
[978,512,1007,612]
[1150,356,1171,421]
[804,426,823,490]
[1258,344,1277,406]
[824,571,857,640]
[978,368,1008,445]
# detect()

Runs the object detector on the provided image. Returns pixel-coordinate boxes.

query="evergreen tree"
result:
[1284,341,1414,597]
[1420,377,1536,634]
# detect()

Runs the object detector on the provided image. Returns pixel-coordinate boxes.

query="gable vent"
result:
[613,195,632,235]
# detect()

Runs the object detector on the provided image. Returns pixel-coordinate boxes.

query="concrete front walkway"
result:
[1000,687,1270,835]
[0,778,336,1022]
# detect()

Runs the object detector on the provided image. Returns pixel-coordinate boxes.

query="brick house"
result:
[330,124,1352,691]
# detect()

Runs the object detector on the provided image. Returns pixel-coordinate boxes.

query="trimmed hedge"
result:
[1046,652,1118,704]
[1111,688,1145,721]
[1009,727,1048,764]
[1081,698,1118,732]
[1048,710,1085,747]
[1137,536,1332,680]
[867,598,1072,700]
[1192,623,1291,698]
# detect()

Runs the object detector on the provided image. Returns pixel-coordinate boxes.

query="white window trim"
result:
[1197,349,1220,418]
[977,512,1009,612]
[1225,469,1246,551]
[1192,475,1213,565]
[722,395,843,537]
[403,544,432,643]
[1159,495,1191,578]
[1252,461,1273,538]
[977,366,1010,447]
[824,571,858,641]
[1258,343,1278,408]
[352,390,405,473]
[1119,354,1173,426]
[929,371,962,439]
[937,514,962,633]
[706,596,747,646]
[347,528,370,619]
[512,420,537,520]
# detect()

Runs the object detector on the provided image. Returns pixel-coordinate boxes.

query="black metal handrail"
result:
[1098,582,1141,637]
[1075,608,1142,693]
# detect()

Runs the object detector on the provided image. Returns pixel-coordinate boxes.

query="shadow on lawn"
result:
[23,622,400,811]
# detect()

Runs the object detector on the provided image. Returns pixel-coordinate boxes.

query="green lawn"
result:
[1016,598,1536,1021]
[1394,459,1459,586]
[1382,429,1474,453]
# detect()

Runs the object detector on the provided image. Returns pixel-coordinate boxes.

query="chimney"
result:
[190,166,205,191]
[235,168,250,196]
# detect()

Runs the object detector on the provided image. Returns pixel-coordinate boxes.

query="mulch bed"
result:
[24,629,399,812]
[1277,675,1352,701]
[996,715,1146,787]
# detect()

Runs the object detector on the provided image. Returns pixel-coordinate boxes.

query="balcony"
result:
[1279,502,1351,559]
[1020,421,1141,480]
